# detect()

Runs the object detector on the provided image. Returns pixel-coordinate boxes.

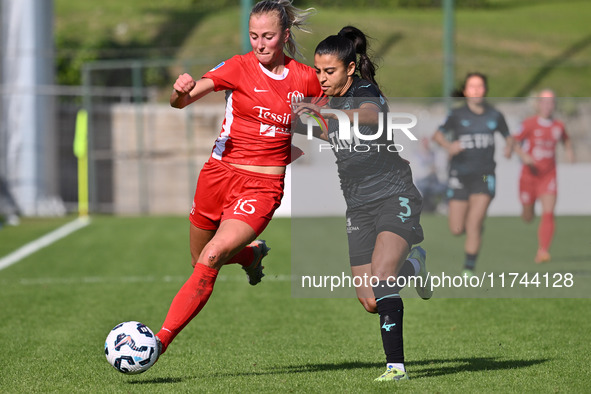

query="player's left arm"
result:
[295,100,380,125]
[333,83,383,125]
[338,102,381,124]
[496,113,514,158]
[503,135,515,159]
[563,135,576,163]
[292,102,380,139]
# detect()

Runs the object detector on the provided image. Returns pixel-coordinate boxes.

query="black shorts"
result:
[346,189,424,267]
[446,173,496,201]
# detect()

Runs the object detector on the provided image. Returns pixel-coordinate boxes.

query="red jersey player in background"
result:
[514,89,575,263]
[152,0,322,359]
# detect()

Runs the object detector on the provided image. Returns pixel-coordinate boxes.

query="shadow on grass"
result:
[128,377,184,385]
[124,362,381,384]
[550,255,591,264]
[407,357,549,379]
[198,361,383,378]
[267,361,383,374]
[198,356,547,379]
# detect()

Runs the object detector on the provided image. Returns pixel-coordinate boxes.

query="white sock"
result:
[388,363,405,372]
[408,258,421,275]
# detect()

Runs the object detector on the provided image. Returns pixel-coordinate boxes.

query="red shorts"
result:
[519,169,557,205]
[189,159,285,235]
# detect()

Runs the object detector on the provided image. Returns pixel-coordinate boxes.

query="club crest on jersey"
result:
[209,61,225,72]
[287,91,304,103]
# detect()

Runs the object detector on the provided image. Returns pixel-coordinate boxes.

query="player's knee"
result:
[450,225,465,236]
[358,297,378,314]
[522,212,534,223]
[541,211,554,221]
[465,222,483,235]
[201,245,228,269]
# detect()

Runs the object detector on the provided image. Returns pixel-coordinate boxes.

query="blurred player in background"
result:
[413,137,447,213]
[433,73,514,276]
[514,89,575,263]
[295,26,432,382]
[0,175,20,227]
[153,0,322,358]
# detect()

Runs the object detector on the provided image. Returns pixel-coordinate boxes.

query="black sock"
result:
[398,259,415,279]
[374,288,404,364]
[371,261,414,298]
[464,253,478,270]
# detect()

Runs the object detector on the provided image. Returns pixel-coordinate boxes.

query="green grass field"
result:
[0,215,590,392]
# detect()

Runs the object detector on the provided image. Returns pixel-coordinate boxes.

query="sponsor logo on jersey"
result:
[254,87,269,93]
[259,123,290,137]
[253,105,292,137]
[253,106,291,125]
[346,218,360,233]
[458,133,494,149]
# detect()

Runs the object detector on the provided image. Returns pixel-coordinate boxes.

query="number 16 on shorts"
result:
[233,198,257,216]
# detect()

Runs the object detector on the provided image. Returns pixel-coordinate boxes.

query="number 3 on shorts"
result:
[397,197,411,223]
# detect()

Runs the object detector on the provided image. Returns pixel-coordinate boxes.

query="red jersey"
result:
[515,116,569,176]
[202,52,322,166]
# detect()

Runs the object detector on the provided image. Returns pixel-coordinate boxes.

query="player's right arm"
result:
[432,129,463,156]
[513,142,535,167]
[560,125,576,164]
[433,111,463,156]
[292,102,329,140]
[513,120,535,167]
[170,74,215,109]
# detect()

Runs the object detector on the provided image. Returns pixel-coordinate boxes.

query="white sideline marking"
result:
[0,216,91,271]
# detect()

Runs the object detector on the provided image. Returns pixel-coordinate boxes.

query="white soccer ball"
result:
[104,321,158,374]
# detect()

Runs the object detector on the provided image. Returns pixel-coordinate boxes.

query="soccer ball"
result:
[104,321,159,374]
